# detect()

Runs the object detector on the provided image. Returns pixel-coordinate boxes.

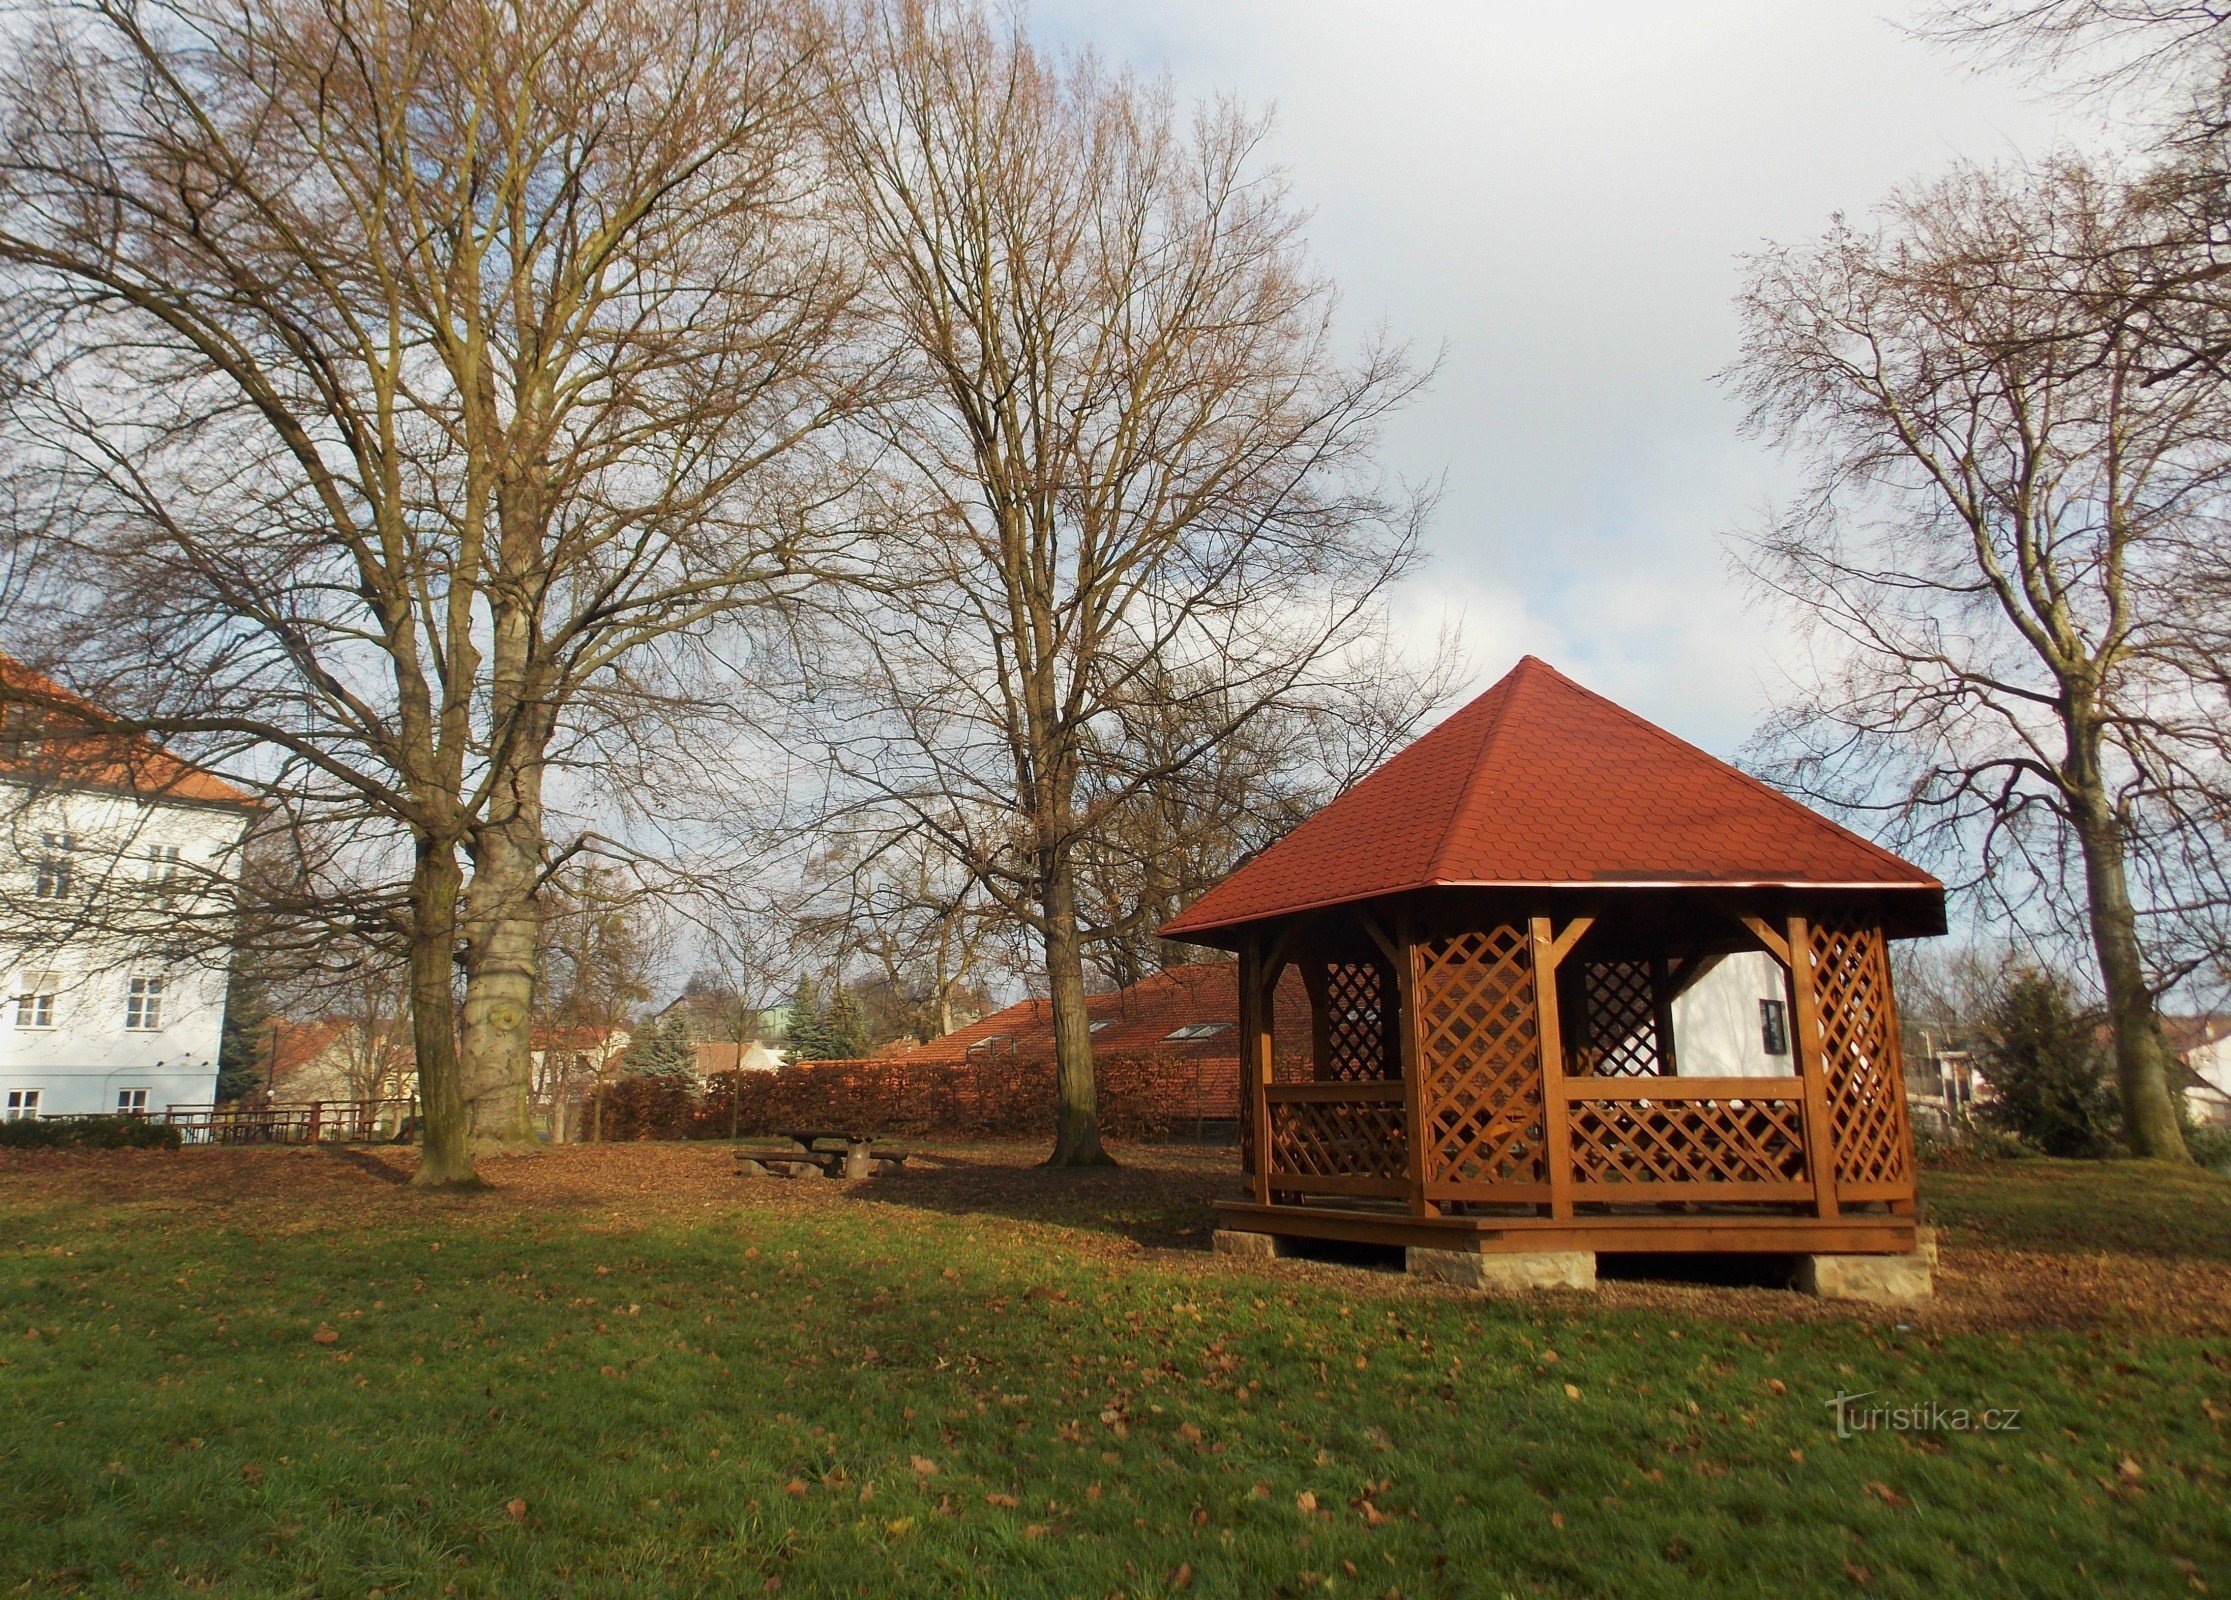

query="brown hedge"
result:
[572,1051,1238,1143]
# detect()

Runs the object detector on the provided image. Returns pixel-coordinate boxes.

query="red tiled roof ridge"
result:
[1436,656,1925,888]
[1158,653,1940,938]
[1426,654,1537,883]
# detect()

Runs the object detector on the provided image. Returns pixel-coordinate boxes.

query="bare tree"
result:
[0,0,863,1182]
[1730,157,2231,1160]
[535,864,654,1142]
[816,1,1433,1164]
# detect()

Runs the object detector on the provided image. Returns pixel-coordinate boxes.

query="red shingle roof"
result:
[0,654,256,809]
[1161,656,1938,938]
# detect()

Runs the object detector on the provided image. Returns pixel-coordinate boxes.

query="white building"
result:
[2,657,256,1120]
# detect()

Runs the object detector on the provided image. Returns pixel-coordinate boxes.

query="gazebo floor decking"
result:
[1213,1198,1917,1257]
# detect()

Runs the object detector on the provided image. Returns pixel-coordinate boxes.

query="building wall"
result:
[1669,950,1797,1079]
[1,782,249,1117]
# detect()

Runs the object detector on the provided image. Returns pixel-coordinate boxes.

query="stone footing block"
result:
[1210,1229,1286,1260]
[1797,1250,1934,1305]
[1408,1247,1596,1293]
[734,1158,768,1177]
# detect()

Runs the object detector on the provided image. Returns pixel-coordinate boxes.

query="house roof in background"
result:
[864,962,1297,1067]
[1161,656,1941,939]
[0,654,257,809]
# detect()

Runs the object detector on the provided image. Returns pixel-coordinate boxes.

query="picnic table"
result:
[734,1130,907,1181]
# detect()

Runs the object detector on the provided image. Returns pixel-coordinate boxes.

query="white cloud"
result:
[1034,0,2087,756]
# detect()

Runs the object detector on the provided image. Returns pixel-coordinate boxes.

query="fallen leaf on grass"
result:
[910,1456,938,1477]
[1177,1422,1202,1442]
[1864,1481,1910,1509]
[1842,1558,1873,1587]
[310,1325,338,1346]
[1022,1523,1048,1539]
[2117,1456,2143,1484]
[784,1479,809,1497]
[1294,1490,1317,1513]
[985,1493,1019,1509]
[240,1464,263,1484]
[1563,1383,1581,1401]
[1168,1563,1192,1589]
[1766,1379,1787,1396]
[505,1499,527,1523]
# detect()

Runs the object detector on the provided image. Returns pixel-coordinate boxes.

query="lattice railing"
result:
[1415,926,1546,1193]
[1319,960,1399,1081]
[1265,1083,1408,1196]
[1574,959,1664,1077]
[1806,918,1914,1194]
[1565,1084,1809,1193]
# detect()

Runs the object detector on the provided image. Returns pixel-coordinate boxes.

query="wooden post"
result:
[1394,922,1433,1218]
[1785,914,1841,1221]
[1650,955,1679,1077]
[307,1101,322,1145]
[1530,917,1575,1221]
[1241,937,1274,1206]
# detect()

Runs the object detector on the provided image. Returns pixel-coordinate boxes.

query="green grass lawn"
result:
[1,1145,2227,1598]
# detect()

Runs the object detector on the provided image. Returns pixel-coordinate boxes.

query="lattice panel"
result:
[1267,1096,1408,1182]
[1319,960,1399,1081]
[1806,919,1913,1189]
[1567,1095,1808,1186]
[1577,960,1663,1077]
[1415,926,1544,1187]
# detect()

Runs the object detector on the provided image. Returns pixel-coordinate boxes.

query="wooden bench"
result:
[734,1131,909,1180]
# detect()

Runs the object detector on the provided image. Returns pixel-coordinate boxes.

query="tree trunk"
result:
[406,837,478,1188]
[459,755,545,1147]
[2070,792,2192,1162]
[1041,858,1111,1167]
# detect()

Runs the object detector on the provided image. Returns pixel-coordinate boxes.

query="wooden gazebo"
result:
[1160,658,1943,1289]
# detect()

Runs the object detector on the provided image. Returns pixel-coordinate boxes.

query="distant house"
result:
[694,1039,785,1077]
[2166,1015,2231,1127]
[268,1017,415,1105]
[2,655,257,1121]
[877,961,1271,1073]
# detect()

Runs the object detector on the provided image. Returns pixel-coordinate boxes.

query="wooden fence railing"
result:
[1263,1081,1409,1199]
[157,1099,415,1145]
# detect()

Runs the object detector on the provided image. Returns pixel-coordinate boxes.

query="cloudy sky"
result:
[1035,0,2088,755]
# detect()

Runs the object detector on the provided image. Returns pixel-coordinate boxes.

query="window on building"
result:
[126,975,167,1031]
[3,1089,40,1121]
[34,831,74,900]
[1759,998,1790,1058]
[117,1088,149,1116]
[1164,1022,1231,1042]
[146,844,182,899]
[12,973,57,1030]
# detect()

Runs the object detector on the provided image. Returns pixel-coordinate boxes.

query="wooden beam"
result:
[1395,920,1434,1218]
[1529,916,1575,1221]
[1785,913,1840,1221]
[1544,915,1596,973]
[1356,909,1401,971]
[1737,915,1791,968]
[1240,937,1273,1206]
[1650,954,1679,1077]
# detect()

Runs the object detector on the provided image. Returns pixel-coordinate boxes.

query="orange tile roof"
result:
[1161,656,1939,939]
[872,962,1308,1067]
[0,654,256,809]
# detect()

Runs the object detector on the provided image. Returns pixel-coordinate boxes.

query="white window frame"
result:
[146,844,183,900]
[1164,1022,1231,1042]
[12,972,57,1030]
[125,975,168,1031]
[4,1088,40,1121]
[116,1087,149,1116]
[34,831,74,900]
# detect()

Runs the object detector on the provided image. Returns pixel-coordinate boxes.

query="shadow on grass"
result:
[844,1143,1243,1250]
